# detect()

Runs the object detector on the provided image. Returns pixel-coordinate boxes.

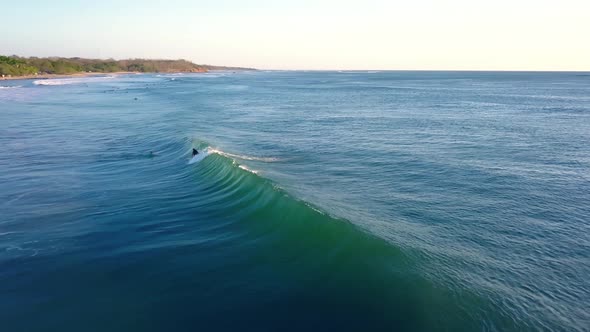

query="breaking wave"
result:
[33,76,116,86]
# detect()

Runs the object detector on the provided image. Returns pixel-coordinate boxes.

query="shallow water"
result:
[1,71,589,331]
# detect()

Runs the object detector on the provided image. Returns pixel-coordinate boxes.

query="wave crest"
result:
[33,76,116,86]
[208,148,280,162]
[188,147,263,175]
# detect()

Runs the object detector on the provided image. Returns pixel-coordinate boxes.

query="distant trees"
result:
[0,55,249,76]
[50,60,82,74]
[36,60,55,73]
[0,56,38,76]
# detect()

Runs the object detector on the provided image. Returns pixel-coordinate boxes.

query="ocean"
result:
[1,71,589,331]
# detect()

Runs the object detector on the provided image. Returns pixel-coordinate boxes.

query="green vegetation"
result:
[0,55,252,77]
[0,56,38,76]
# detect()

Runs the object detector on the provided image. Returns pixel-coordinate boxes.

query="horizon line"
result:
[3,54,589,73]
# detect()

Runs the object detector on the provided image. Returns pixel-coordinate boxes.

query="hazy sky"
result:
[1,0,589,70]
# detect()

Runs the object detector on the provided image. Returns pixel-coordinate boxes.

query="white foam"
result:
[188,147,275,174]
[199,73,227,78]
[33,76,116,86]
[305,202,326,215]
[208,148,280,162]
[188,147,263,174]
[188,150,210,164]
[157,73,184,78]
[0,85,22,89]
[238,164,259,174]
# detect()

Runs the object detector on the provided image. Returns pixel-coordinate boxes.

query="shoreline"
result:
[0,68,250,82]
[0,71,138,81]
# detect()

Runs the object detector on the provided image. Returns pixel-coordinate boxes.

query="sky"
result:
[1,0,589,70]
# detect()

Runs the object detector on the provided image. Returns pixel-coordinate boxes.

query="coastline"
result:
[0,71,137,81]
[1,68,251,82]
[1,56,254,81]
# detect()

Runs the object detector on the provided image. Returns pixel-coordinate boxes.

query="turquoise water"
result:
[1,71,589,331]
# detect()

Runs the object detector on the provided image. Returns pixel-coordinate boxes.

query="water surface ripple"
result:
[1,71,589,331]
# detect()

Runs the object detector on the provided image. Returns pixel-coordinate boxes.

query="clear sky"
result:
[1,0,589,70]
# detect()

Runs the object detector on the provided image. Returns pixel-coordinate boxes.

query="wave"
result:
[188,145,282,175]
[0,85,22,89]
[207,147,281,162]
[156,73,184,76]
[33,76,116,86]
[188,148,211,164]
[156,73,184,79]
[187,146,348,231]
[197,73,226,78]
[238,164,258,174]
[179,144,526,330]
[189,147,261,174]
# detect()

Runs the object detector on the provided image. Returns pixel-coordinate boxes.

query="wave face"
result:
[1,71,590,331]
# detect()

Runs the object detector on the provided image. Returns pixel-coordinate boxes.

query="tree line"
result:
[0,55,251,76]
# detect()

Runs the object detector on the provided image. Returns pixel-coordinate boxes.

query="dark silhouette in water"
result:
[192,148,199,157]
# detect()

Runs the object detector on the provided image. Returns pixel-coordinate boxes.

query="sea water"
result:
[1,71,589,331]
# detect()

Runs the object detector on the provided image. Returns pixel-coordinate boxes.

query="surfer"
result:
[192,148,199,157]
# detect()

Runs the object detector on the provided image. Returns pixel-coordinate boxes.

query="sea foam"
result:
[33,76,116,86]
[207,148,280,162]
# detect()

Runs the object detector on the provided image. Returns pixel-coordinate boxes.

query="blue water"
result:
[1,71,589,331]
